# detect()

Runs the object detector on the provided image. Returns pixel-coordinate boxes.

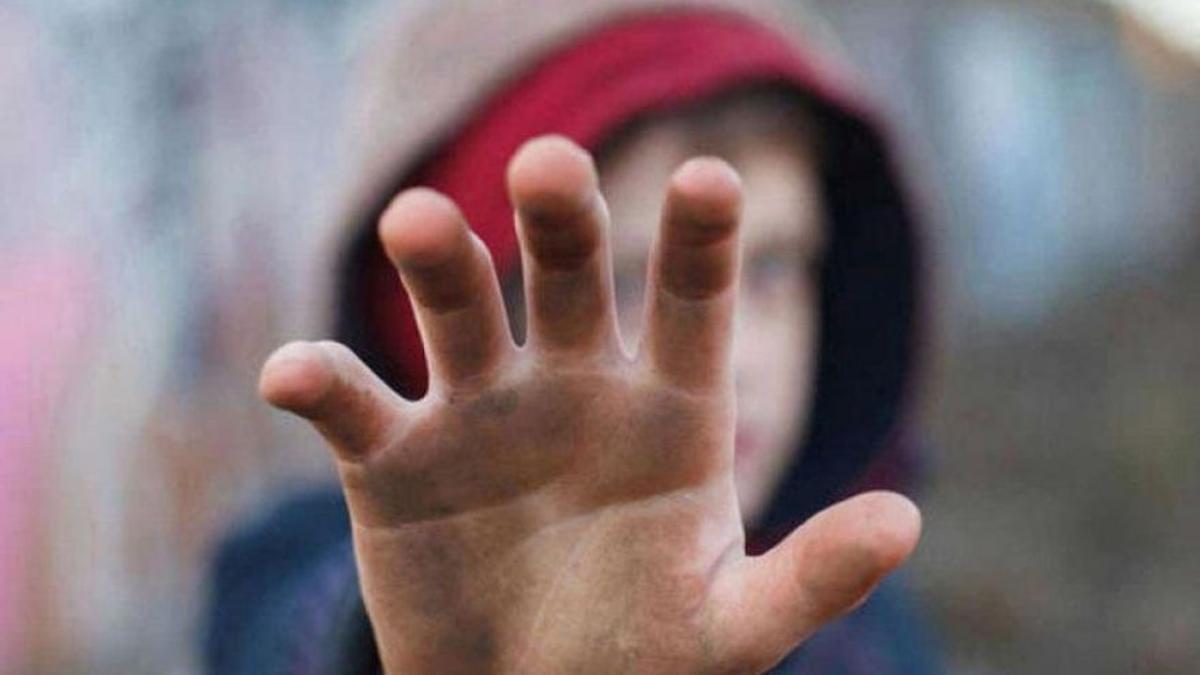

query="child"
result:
[208,1,938,672]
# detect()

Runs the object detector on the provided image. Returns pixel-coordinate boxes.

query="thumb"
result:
[713,491,922,672]
[259,340,406,461]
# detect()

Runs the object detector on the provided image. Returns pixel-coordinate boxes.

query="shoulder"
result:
[204,487,375,674]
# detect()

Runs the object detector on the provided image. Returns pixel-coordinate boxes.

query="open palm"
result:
[260,136,920,674]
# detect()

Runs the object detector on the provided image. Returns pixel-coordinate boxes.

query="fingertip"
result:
[259,341,336,415]
[668,157,743,230]
[852,491,923,571]
[507,134,598,216]
[872,490,923,538]
[378,187,466,268]
[859,485,921,559]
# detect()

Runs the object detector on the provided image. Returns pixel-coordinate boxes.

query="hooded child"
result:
[207,1,939,672]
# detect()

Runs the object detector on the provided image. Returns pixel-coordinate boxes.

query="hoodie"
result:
[206,1,937,673]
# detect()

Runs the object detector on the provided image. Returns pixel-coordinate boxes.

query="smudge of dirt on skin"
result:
[463,387,520,418]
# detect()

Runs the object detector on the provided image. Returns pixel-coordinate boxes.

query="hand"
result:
[259,136,921,674]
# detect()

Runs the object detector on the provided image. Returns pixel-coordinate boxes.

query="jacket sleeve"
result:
[203,487,382,675]
[771,574,944,675]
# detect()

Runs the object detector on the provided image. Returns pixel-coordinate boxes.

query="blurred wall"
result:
[809,0,1200,672]
[3,1,386,671]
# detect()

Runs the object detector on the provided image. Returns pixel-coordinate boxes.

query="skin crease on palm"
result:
[258,128,922,673]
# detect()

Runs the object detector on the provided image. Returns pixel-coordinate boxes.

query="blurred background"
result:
[2,0,1197,672]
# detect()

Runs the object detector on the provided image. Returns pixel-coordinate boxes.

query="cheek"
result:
[737,280,816,415]
[733,281,819,521]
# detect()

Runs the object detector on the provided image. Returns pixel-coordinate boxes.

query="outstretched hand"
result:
[259,136,920,674]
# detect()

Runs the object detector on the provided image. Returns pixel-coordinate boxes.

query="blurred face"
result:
[599,119,826,525]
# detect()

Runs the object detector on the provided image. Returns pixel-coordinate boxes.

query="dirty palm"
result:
[260,137,921,673]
